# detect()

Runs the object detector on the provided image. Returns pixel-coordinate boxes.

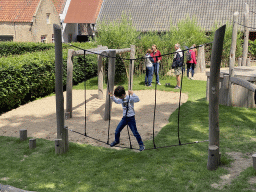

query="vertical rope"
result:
[84,50,87,136]
[152,65,157,149]
[177,51,185,145]
[126,59,133,149]
[106,57,111,144]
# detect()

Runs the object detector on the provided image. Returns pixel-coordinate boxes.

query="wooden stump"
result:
[207,145,220,170]
[20,129,27,141]
[55,139,63,154]
[238,58,242,66]
[252,154,256,171]
[29,139,36,149]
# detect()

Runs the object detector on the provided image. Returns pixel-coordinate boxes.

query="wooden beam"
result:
[230,77,256,92]
[208,25,226,170]
[228,12,239,106]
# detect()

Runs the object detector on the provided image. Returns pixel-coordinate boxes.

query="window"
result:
[0,35,13,41]
[41,35,47,43]
[46,13,50,24]
[52,34,54,43]
[68,33,72,43]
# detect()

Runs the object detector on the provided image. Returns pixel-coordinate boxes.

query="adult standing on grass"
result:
[186,46,197,80]
[172,43,183,89]
[144,49,154,87]
[150,44,162,85]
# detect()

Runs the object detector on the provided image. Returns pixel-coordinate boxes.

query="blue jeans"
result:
[145,66,153,86]
[153,63,159,84]
[115,116,143,146]
[187,63,195,77]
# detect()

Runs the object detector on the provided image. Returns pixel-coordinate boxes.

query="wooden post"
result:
[54,24,68,154]
[129,45,135,90]
[29,139,36,149]
[195,46,201,73]
[207,145,220,170]
[207,25,226,170]
[55,139,63,154]
[228,12,239,106]
[66,49,74,119]
[98,45,104,100]
[20,129,27,141]
[198,45,206,73]
[246,58,251,66]
[252,154,256,171]
[242,3,249,66]
[104,50,116,121]
[238,58,242,66]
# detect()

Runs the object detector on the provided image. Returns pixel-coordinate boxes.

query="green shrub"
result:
[249,39,256,60]
[0,42,57,57]
[0,43,98,113]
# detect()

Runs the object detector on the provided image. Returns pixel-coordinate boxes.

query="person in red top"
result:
[150,44,162,85]
[186,46,197,80]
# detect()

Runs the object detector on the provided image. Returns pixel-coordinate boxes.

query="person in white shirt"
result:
[109,86,145,151]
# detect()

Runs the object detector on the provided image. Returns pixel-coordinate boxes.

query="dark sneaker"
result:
[139,145,145,151]
[110,141,119,147]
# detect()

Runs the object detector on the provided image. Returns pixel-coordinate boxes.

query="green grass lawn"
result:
[1,75,256,192]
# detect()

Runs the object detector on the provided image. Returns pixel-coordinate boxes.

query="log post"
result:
[198,45,205,73]
[238,58,242,66]
[252,154,256,171]
[228,12,239,106]
[246,58,251,66]
[20,129,27,141]
[129,45,135,90]
[66,49,74,119]
[29,139,36,149]
[54,24,68,153]
[242,3,249,66]
[208,25,226,170]
[104,50,116,121]
[207,145,220,170]
[55,139,63,154]
[98,45,104,100]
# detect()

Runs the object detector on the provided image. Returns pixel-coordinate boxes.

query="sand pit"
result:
[0,89,188,149]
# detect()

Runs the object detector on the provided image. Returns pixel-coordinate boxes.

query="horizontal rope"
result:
[67,41,213,61]
[65,127,208,151]
[235,22,256,30]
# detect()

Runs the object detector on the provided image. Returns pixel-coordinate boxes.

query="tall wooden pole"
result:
[228,12,239,106]
[129,45,135,90]
[98,45,104,100]
[207,25,226,170]
[54,24,68,154]
[104,50,116,121]
[242,3,249,66]
[66,49,74,119]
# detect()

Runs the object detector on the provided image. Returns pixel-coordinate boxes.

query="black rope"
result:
[235,22,256,30]
[67,42,213,61]
[152,73,157,149]
[144,140,209,150]
[65,126,208,151]
[126,59,133,149]
[249,10,256,15]
[106,57,111,145]
[84,50,87,136]
[177,51,185,145]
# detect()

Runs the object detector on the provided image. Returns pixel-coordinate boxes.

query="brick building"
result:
[0,0,61,42]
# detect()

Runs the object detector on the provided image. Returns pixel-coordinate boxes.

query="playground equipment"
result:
[65,45,136,120]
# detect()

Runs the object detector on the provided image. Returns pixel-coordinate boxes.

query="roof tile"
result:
[64,0,103,23]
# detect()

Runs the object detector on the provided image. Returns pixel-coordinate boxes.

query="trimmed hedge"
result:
[0,42,59,57]
[0,47,98,113]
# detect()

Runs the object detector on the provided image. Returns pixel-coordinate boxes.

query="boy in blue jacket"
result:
[109,86,145,151]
